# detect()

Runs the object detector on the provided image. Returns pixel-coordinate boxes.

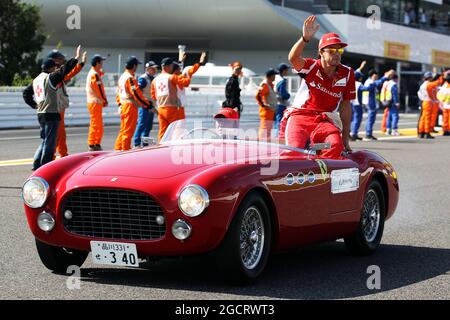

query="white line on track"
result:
[0,133,87,141]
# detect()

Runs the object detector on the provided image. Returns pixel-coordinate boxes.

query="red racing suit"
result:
[279,58,355,159]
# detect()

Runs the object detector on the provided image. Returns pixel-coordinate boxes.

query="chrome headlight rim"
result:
[22,177,50,209]
[177,184,210,217]
[172,219,192,240]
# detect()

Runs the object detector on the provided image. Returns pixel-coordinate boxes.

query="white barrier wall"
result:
[0,88,264,129]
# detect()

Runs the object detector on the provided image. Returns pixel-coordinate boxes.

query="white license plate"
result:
[90,241,139,267]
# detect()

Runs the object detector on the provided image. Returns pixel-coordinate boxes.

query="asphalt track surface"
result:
[0,113,449,300]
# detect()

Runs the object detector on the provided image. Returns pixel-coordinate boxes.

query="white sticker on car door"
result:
[331,168,360,194]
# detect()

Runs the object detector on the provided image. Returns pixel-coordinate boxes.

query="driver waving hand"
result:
[279,16,356,158]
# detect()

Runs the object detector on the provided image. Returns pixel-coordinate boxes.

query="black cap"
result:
[278,63,290,73]
[41,58,56,71]
[161,57,174,67]
[172,62,181,72]
[266,68,278,77]
[369,69,378,77]
[91,54,106,66]
[47,50,65,60]
[145,61,158,69]
[126,56,142,68]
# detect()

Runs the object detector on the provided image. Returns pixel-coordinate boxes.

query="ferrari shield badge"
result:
[315,159,328,180]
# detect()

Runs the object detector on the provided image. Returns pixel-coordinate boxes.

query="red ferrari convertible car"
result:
[22,120,399,283]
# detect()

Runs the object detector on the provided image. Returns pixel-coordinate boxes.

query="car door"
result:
[303,156,363,240]
[264,153,331,248]
[323,158,361,214]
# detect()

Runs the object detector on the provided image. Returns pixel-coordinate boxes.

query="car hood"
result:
[83,145,212,179]
[83,140,303,179]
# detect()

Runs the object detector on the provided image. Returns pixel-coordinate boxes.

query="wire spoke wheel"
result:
[362,189,381,243]
[239,206,265,270]
[216,193,271,283]
[344,180,386,256]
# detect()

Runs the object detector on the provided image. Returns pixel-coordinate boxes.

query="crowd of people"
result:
[22,15,450,170]
[22,46,208,170]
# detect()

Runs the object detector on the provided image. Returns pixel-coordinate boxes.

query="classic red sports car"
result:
[22,120,399,283]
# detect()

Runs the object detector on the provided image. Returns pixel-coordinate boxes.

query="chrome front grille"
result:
[63,188,166,240]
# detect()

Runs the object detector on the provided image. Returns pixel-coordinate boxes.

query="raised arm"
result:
[64,51,86,82]
[288,15,320,71]
[373,69,395,87]
[49,45,83,87]
[356,60,367,73]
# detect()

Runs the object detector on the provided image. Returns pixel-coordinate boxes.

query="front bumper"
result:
[24,176,236,257]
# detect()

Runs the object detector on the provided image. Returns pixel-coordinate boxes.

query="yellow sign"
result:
[384,41,410,61]
[431,50,450,67]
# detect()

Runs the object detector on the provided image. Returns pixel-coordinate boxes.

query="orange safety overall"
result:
[115,70,152,151]
[152,68,199,142]
[86,67,108,146]
[256,80,277,140]
[55,63,84,157]
[419,77,443,133]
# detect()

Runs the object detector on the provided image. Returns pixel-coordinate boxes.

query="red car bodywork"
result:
[24,140,399,257]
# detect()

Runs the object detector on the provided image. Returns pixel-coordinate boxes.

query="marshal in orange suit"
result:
[86,55,108,151]
[115,56,154,151]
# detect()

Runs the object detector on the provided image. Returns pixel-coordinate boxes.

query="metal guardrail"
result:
[0,87,265,129]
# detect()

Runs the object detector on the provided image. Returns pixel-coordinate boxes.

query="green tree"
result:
[0,0,47,86]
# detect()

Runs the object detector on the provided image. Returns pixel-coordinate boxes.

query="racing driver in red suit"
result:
[279,15,356,159]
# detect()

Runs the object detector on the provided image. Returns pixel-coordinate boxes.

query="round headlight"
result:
[178,184,209,217]
[172,219,192,240]
[22,177,49,209]
[37,211,55,232]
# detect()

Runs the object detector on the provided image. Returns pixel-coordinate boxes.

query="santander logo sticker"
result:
[334,78,347,87]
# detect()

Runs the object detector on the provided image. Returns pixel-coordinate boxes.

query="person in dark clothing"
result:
[275,63,291,134]
[225,61,243,117]
[23,45,82,170]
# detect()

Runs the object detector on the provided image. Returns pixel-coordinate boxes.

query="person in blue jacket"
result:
[133,61,158,147]
[275,63,291,134]
[386,74,400,136]
[362,69,395,141]
[350,70,366,141]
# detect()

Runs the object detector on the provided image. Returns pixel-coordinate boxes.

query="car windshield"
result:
[159,119,315,155]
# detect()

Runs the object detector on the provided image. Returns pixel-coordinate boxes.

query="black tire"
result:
[216,192,272,285]
[344,180,386,256]
[35,239,88,273]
